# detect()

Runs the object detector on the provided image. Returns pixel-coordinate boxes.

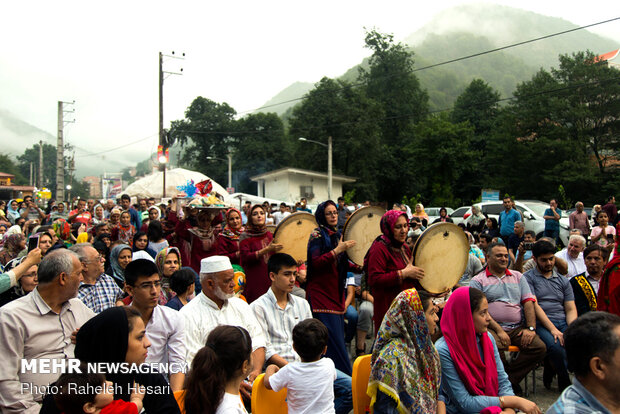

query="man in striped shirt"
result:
[470,242,546,394]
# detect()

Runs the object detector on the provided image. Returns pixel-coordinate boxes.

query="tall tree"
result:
[0,154,27,185]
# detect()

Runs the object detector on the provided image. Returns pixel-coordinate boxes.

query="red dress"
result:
[168,211,216,274]
[366,240,418,328]
[239,232,273,303]
[597,223,620,316]
[101,399,138,414]
[215,234,241,265]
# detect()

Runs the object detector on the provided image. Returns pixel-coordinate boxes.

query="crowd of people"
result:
[0,193,619,414]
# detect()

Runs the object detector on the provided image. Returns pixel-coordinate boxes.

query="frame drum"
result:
[413,222,469,294]
[266,224,277,234]
[342,206,386,266]
[272,212,317,262]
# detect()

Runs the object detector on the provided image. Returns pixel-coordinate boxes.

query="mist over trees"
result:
[170,30,620,207]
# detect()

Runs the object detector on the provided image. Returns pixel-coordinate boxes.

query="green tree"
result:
[16,143,58,190]
[451,79,501,142]
[288,77,384,201]
[0,154,27,185]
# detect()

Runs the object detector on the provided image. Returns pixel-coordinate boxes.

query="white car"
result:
[426,207,455,224]
[473,200,570,247]
[450,206,472,226]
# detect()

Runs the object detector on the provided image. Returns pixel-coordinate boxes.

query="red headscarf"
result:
[380,209,408,246]
[441,287,499,396]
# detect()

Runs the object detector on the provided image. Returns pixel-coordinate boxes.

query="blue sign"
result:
[481,189,500,202]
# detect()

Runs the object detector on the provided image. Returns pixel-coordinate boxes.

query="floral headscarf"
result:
[109,244,132,283]
[368,288,441,413]
[220,208,245,241]
[380,209,408,247]
[53,219,72,242]
[239,205,267,241]
[155,247,182,278]
[0,233,26,266]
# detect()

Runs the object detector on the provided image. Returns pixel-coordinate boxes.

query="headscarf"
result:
[92,204,106,224]
[109,244,132,283]
[155,247,182,278]
[133,250,155,262]
[76,232,89,244]
[368,288,441,413]
[148,206,162,221]
[380,210,408,247]
[441,287,499,396]
[6,199,21,224]
[597,223,620,314]
[468,205,486,226]
[219,208,245,241]
[239,205,268,241]
[132,231,157,258]
[53,219,72,243]
[0,233,26,265]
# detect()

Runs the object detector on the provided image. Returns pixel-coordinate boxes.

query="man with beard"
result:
[179,256,266,398]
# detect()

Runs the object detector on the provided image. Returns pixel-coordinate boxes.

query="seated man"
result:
[180,255,266,397]
[0,250,95,413]
[125,259,185,391]
[251,253,352,414]
[470,242,546,393]
[71,243,123,313]
[524,240,577,391]
[555,235,586,278]
[548,312,620,413]
[571,244,607,316]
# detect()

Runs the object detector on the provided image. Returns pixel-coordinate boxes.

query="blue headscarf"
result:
[6,199,21,224]
[109,244,131,283]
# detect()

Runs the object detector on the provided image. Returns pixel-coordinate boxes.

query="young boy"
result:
[264,318,336,414]
[54,369,144,414]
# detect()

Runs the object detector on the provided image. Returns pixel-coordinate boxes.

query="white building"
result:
[250,167,356,204]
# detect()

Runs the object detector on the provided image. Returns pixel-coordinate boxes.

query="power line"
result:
[236,16,620,115]
[78,134,157,158]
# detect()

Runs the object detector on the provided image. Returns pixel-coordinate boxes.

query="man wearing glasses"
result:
[124,259,186,392]
[72,243,123,313]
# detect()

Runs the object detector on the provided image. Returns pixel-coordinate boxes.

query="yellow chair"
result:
[251,373,288,414]
[174,390,186,414]
[352,354,372,414]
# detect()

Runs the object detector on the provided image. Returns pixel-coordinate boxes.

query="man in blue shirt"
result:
[524,240,577,392]
[548,311,620,414]
[499,196,521,243]
[544,199,562,244]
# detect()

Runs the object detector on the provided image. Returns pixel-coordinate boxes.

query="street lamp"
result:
[206,152,233,191]
[66,184,72,207]
[298,136,332,200]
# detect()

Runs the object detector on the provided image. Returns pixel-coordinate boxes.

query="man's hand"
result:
[518,329,536,348]
[517,242,525,255]
[71,328,79,344]
[247,369,260,383]
[497,330,511,348]
[550,328,564,346]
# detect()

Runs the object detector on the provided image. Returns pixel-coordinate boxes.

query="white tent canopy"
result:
[123,168,231,202]
[229,192,286,210]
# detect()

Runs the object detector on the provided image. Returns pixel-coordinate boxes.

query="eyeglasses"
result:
[325,211,339,217]
[83,254,105,263]
[137,281,162,290]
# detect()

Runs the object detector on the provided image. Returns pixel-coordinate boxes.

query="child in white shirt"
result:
[264,318,336,414]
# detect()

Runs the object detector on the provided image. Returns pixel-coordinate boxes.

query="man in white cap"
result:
[179,255,266,394]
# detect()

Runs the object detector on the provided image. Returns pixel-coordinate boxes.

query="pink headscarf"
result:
[380,209,408,246]
[440,287,499,396]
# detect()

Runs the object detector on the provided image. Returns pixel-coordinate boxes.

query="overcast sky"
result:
[2,0,619,177]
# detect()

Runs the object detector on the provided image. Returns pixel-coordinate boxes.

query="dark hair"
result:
[479,233,493,244]
[124,306,143,332]
[133,231,148,247]
[524,230,536,238]
[280,202,287,207]
[54,364,105,414]
[486,241,506,256]
[469,287,486,314]
[268,253,297,275]
[337,197,344,202]
[124,259,159,287]
[39,225,52,233]
[487,217,498,229]
[185,325,252,414]
[121,194,130,201]
[120,211,131,219]
[532,240,555,257]
[503,196,513,202]
[293,318,328,362]
[565,312,620,378]
[170,268,196,295]
[147,220,164,242]
[584,244,605,260]
[418,290,433,311]
[608,195,615,202]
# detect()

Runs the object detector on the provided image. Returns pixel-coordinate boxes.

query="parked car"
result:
[426,207,455,223]
[473,200,570,247]
[450,206,472,226]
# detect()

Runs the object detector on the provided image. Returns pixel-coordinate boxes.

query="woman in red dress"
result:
[239,205,282,303]
[215,208,244,265]
[365,209,425,329]
[170,208,218,274]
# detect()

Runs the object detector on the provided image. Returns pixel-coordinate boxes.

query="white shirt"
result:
[272,211,291,225]
[144,305,186,373]
[179,292,266,365]
[586,272,601,295]
[215,393,247,414]
[251,288,312,362]
[269,358,336,414]
[555,249,586,279]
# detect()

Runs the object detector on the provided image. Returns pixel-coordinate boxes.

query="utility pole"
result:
[56,101,75,202]
[38,140,43,189]
[158,51,184,198]
[29,163,33,186]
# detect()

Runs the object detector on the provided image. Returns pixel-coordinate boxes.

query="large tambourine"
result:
[272,212,317,262]
[413,222,469,294]
[342,206,386,266]
[266,224,277,234]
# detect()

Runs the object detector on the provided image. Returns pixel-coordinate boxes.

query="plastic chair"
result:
[251,373,288,414]
[506,345,536,397]
[173,390,186,414]
[352,354,372,414]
